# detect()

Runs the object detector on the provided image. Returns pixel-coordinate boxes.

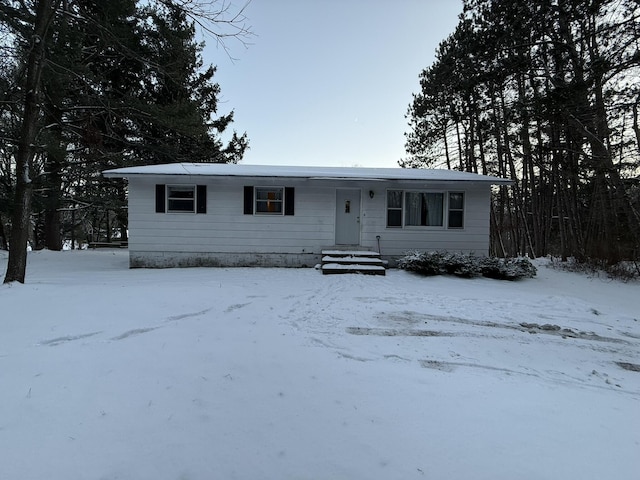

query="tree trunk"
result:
[44,206,63,250]
[633,96,640,156]
[4,0,58,284]
[442,120,451,170]
[42,107,65,251]
[0,216,7,250]
[42,147,64,251]
[454,118,464,171]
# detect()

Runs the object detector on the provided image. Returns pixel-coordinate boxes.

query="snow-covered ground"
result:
[1,249,638,480]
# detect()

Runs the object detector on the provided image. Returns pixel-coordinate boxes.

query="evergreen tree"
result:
[405,0,640,263]
[1,0,250,282]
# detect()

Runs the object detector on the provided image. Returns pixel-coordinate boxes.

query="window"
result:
[405,192,443,226]
[255,187,283,214]
[244,186,295,216]
[167,185,195,212]
[448,192,464,228]
[385,189,464,228]
[155,184,206,214]
[386,190,403,227]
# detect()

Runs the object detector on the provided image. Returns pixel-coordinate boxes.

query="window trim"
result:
[166,184,196,213]
[244,186,294,216]
[447,192,465,229]
[158,184,207,214]
[385,188,464,229]
[254,186,285,215]
[404,190,445,228]
[386,189,403,228]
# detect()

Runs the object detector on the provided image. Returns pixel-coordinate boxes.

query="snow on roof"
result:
[102,162,513,184]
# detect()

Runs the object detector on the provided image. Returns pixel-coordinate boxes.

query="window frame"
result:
[166,184,196,213]
[447,192,465,229]
[254,186,285,215]
[403,190,445,228]
[386,190,404,228]
[385,189,465,229]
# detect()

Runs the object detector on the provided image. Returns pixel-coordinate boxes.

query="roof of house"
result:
[102,162,513,184]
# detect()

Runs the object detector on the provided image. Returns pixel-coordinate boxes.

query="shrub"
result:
[442,253,483,278]
[397,251,445,276]
[398,252,536,281]
[482,256,537,280]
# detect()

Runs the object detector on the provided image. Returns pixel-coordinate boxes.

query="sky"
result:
[203,0,463,168]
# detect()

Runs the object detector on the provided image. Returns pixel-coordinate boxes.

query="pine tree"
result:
[405,0,640,263]
[1,0,250,282]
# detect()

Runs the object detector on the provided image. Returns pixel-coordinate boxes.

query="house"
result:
[102,163,512,271]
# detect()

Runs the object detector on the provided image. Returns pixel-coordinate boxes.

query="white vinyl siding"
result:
[128,177,333,255]
[126,177,493,266]
[371,184,490,259]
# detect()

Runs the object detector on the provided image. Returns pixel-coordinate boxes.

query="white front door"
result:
[335,189,361,245]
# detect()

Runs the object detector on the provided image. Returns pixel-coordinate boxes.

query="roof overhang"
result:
[102,162,514,185]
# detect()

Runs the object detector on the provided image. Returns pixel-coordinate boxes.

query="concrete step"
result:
[321,255,384,266]
[321,263,386,275]
[320,250,385,275]
[321,250,380,258]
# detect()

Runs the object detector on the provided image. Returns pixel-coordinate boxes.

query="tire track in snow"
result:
[419,359,640,396]
[166,307,212,321]
[372,311,635,345]
[111,327,160,341]
[37,331,103,346]
[38,307,216,346]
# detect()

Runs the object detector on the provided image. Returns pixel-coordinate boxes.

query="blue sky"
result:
[204,0,462,168]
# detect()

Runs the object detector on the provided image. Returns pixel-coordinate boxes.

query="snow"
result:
[102,162,513,184]
[1,249,638,480]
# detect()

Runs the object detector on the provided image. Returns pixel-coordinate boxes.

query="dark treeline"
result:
[404,0,640,263]
[0,0,248,269]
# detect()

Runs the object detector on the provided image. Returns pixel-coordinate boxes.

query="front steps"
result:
[321,250,386,275]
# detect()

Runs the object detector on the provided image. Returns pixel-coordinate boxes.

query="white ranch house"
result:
[103,163,511,271]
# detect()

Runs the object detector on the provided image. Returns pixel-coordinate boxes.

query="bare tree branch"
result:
[157,0,254,59]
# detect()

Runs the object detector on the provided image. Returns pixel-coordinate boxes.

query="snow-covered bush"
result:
[443,253,484,278]
[480,256,537,280]
[397,251,446,276]
[398,252,536,280]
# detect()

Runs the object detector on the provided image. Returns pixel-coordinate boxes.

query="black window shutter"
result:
[196,185,207,214]
[284,187,295,216]
[155,184,166,213]
[243,186,253,214]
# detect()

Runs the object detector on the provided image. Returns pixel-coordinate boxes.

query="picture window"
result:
[386,189,463,228]
[405,192,443,226]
